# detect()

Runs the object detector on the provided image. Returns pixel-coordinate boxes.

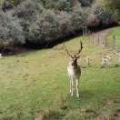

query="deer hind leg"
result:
[75,79,79,98]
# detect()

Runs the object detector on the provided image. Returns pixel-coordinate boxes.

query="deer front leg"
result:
[70,78,74,97]
[69,78,72,94]
[76,79,79,98]
[69,76,73,96]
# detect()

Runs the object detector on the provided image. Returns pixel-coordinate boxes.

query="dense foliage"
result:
[0,10,25,49]
[0,0,119,51]
[105,0,120,17]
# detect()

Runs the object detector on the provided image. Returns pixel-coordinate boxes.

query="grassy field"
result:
[0,27,120,120]
[0,0,3,5]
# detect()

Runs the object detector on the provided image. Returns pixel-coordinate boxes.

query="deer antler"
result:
[63,44,73,58]
[76,41,83,56]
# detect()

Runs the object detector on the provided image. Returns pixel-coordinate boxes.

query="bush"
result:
[94,7,118,26]
[27,2,87,45]
[13,0,87,45]
[28,9,60,44]
[28,10,73,44]
[105,0,120,14]
[13,0,45,44]
[2,0,26,11]
[41,0,70,11]
[78,0,94,7]
[0,10,25,49]
[87,14,100,27]
[0,0,119,50]
[14,0,44,22]
[87,0,119,27]
[71,4,87,31]
[57,11,73,37]
[105,0,120,21]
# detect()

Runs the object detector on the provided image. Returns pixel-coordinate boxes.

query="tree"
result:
[105,0,120,17]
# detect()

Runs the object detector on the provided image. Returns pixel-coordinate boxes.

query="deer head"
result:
[63,41,83,66]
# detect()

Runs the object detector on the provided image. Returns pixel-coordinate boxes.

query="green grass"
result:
[112,27,120,48]
[107,27,120,49]
[0,28,120,120]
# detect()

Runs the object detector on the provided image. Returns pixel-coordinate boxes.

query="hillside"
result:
[0,0,119,52]
[0,27,120,120]
[0,0,120,119]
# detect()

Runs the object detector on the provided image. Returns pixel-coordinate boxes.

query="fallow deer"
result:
[115,50,120,63]
[63,41,83,97]
[86,56,92,67]
[101,55,112,67]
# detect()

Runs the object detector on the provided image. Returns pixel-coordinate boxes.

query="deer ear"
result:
[70,56,73,60]
[76,55,80,59]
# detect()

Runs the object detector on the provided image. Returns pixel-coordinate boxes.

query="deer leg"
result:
[71,78,74,97]
[69,78,72,94]
[108,60,110,66]
[76,79,79,98]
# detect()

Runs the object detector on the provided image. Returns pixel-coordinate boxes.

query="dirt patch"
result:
[96,115,106,120]
[95,114,109,120]
[113,109,120,120]
[34,110,65,120]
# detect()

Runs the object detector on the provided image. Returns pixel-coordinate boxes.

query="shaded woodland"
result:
[0,0,119,53]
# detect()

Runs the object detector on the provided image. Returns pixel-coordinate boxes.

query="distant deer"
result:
[115,50,120,63]
[86,56,92,67]
[0,53,2,58]
[101,55,112,67]
[63,41,83,97]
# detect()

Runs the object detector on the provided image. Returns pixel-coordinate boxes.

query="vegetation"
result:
[0,0,119,119]
[0,0,119,50]
[0,27,120,120]
[105,0,120,17]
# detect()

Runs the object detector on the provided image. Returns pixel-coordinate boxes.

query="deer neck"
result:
[69,60,78,69]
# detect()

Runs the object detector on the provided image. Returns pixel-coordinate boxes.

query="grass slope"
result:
[0,27,120,120]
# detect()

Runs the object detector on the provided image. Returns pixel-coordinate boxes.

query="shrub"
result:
[40,0,71,11]
[27,3,87,45]
[13,0,45,44]
[28,9,60,44]
[0,10,25,49]
[0,0,119,49]
[94,7,118,26]
[71,4,87,31]
[105,0,120,20]
[14,0,44,22]
[13,0,87,45]
[28,10,72,44]
[57,11,73,37]
[78,0,94,7]
[88,0,119,27]
[2,0,13,11]
[105,0,120,14]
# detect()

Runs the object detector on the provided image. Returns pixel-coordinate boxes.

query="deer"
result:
[86,56,92,67]
[63,41,83,97]
[115,50,120,63]
[101,55,112,67]
[0,53,2,58]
